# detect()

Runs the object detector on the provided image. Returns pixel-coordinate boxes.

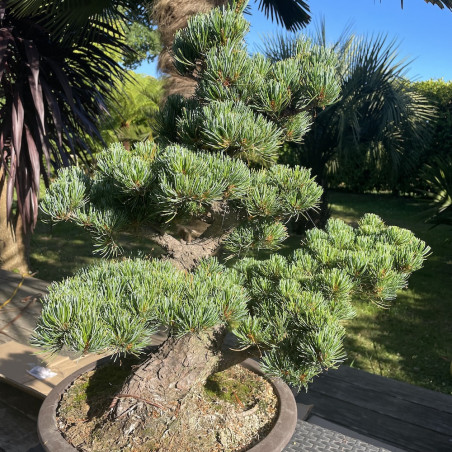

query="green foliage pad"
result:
[35,1,430,392]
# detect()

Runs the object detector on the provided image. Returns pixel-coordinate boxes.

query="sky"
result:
[136,0,452,82]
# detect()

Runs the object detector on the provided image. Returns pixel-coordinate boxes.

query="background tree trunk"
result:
[0,171,30,274]
[153,0,226,98]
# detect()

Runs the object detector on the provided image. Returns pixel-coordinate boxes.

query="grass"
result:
[30,221,98,282]
[28,191,452,395]
[328,190,452,395]
[30,221,163,282]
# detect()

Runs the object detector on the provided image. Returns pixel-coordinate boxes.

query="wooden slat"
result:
[0,270,48,293]
[319,366,452,414]
[297,390,452,452]
[300,371,452,435]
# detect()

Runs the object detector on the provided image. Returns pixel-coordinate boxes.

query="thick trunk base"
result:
[97,328,257,449]
[102,329,227,447]
[54,355,280,452]
[112,330,225,416]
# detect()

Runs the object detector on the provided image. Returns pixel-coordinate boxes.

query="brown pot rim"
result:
[38,357,297,452]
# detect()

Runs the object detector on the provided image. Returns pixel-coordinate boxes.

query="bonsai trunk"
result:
[150,232,224,271]
[147,206,238,270]
[0,174,30,274]
[109,326,258,442]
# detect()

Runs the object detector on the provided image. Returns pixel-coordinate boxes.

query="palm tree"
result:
[421,155,452,227]
[100,72,163,149]
[263,28,435,225]
[0,0,132,272]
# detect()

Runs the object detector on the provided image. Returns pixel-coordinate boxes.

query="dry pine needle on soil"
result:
[57,359,278,452]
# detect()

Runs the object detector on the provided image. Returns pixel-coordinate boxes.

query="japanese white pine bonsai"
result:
[34,1,429,448]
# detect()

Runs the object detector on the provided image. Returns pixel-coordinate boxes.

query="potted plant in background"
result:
[34,2,430,450]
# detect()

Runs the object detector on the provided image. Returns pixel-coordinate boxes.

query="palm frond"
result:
[419,0,452,10]
[7,0,140,45]
[256,0,310,31]
[421,155,452,226]
[262,25,435,187]
[0,3,129,231]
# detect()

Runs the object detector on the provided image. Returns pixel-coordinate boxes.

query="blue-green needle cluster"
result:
[35,1,430,392]
[39,2,345,258]
[40,142,321,257]
[33,214,429,389]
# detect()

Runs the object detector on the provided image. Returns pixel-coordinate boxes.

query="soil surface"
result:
[57,359,278,451]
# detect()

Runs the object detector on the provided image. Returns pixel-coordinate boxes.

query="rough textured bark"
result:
[145,203,239,270]
[0,171,30,274]
[108,327,260,443]
[150,232,225,270]
[113,328,225,417]
[152,0,226,98]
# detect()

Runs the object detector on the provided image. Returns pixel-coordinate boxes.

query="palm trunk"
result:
[0,171,30,274]
[152,0,226,98]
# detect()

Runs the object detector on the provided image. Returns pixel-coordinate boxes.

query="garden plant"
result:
[0,0,129,272]
[35,2,430,450]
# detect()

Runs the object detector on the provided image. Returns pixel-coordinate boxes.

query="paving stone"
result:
[0,401,40,452]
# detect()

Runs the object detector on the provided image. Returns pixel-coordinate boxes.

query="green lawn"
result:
[328,191,452,395]
[30,221,98,282]
[30,222,163,282]
[29,191,452,394]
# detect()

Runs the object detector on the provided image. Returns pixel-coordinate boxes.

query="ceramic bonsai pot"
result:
[38,358,297,452]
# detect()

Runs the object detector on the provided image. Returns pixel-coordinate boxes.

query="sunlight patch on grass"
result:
[28,189,452,394]
[329,191,452,395]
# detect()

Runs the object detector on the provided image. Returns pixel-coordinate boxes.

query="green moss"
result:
[60,357,139,420]
[58,379,89,417]
[203,366,265,409]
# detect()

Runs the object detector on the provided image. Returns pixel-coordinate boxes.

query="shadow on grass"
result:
[30,220,164,282]
[329,190,452,395]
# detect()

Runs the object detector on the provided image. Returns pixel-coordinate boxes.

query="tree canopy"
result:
[36,2,430,389]
[99,72,163,148]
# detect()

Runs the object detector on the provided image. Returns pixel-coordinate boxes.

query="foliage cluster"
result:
[328,191,451,395]
[35,2,430,392]
[267,32,434,194]
[0,0,129,231]
[34,213,429,388]
[29,192,450,394]
[412,80,452,221]
[326,79,452,195]
[40,142,322,257]
[98,73,163,149]
[412,79,452,162]
[40,2,343,259]
[421,155,452,226]
[120,1,161,69]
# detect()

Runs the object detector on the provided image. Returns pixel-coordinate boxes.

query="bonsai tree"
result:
[34,1,430,447]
